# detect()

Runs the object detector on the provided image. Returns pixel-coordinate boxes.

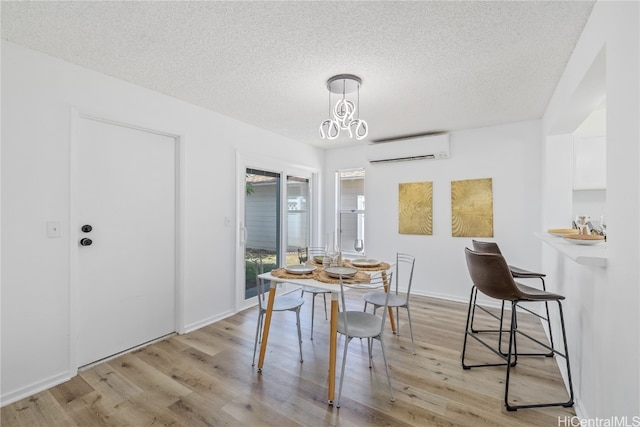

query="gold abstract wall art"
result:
[451,178,493,237]
[398,181,433,235]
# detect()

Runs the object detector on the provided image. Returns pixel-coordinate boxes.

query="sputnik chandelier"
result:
[319,74,368,140]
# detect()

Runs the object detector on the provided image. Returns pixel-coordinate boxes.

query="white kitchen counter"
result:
[535,232,607,267]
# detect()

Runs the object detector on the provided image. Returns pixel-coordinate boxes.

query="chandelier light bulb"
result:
[352,119,368,140]
[319,119,340,139]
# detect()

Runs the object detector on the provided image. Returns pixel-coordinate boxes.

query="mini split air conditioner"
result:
[366,133,450,164]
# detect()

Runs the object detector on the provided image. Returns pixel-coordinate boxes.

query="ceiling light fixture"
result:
[319,74,368,140]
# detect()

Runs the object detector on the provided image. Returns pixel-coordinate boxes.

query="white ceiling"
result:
[1,1,595,148]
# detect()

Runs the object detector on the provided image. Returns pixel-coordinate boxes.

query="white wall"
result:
[0,41,323,404]
[572,189,606,220]
[542,1,639,419]
[325,120,543,304]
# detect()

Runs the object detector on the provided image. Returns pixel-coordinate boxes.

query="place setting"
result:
[270,251,318,279]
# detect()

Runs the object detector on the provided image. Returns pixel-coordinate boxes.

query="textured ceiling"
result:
[1,1,595,148]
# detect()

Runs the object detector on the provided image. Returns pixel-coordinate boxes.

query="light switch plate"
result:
[47,221,62,238]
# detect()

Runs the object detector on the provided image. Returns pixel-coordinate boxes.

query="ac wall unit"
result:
[366,134,450,164]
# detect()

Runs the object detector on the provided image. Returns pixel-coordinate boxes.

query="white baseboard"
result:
[412,288,505,310]
[1,371,73,407]
[183,309,236,334]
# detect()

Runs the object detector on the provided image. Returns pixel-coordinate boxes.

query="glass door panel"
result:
[244,168,281,299]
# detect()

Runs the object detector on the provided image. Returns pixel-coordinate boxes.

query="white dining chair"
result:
[299,247,330,340]
[363,252,417,355]
[336,270,395,408]
[252,275,304,367]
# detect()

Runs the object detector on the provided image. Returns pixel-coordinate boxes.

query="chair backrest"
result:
[471,240,502,255]
[464,247,522,301]
[395,253,416,298]
[339,271,393,338]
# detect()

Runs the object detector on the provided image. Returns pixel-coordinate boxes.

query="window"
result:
[337,168,365,255]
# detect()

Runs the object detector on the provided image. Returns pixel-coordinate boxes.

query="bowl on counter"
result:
[548,228,579,237]
[562,234,605,245]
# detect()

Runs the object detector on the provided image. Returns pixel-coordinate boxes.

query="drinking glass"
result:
[354,239,364,254]
[297,247,308,265]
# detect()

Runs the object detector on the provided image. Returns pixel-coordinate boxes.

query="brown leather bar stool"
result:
[461,247,574,411]
[470,240,554,356]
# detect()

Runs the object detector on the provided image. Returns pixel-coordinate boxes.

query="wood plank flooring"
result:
[1,291,576,426]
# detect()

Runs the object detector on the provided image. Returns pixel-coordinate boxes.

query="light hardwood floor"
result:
[1,290,576,426]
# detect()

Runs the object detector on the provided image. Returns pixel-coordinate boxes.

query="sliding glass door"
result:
[238,155,317,308]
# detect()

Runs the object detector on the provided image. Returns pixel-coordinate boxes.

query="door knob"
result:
[80,238,93,246]
[81,224,93,233]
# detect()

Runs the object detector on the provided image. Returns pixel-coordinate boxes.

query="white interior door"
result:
[77,116,176,367]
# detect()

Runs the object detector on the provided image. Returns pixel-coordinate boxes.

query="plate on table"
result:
[313,255,325,264]
[351,258,381,268]
[548,228,579,237]
[562,234,605,245]
[324,266,357,278]
[285,265,316,275]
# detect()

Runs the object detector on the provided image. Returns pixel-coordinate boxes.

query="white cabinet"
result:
[573,135,606,189]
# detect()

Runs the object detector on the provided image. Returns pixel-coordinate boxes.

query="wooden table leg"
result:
[257,281,276,372]
[382,271,396,333]
[328,292,339,404]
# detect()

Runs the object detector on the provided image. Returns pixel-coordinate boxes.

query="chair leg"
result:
[363,301,368,312]
[504,301,518,410]
[336,336,352,408]
[462,288,512,370]
[541,278,555,356]
[504,300,574,411]
[296,308,303,363]
[507,277,554,357]
[470,286,510,350]
[252,311,263,367]
[310,293,316,340]
[378,337,395,402]
[322,293,328,320]
[469,287,479,332]
[498,301,507,356]
[461,287,476,369]
[511,310,518,366]
[405,304,416,355]
[557,301,575,407]
[394,306,400,336]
